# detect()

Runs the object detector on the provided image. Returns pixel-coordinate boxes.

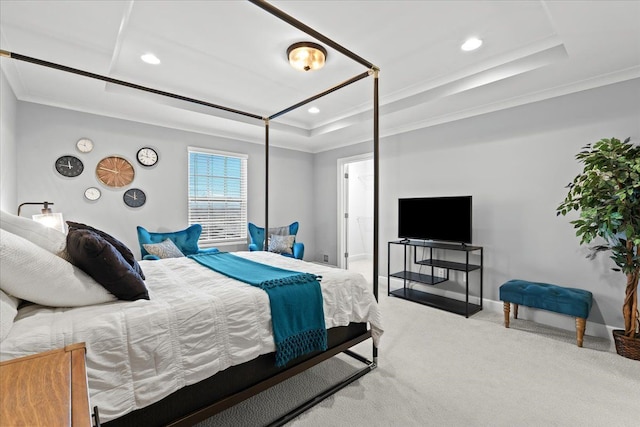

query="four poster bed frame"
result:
[0,1,380,425]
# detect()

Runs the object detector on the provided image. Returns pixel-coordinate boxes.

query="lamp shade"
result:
[32,212,65,233]
[17,201,65,233]
[287,42,327,72]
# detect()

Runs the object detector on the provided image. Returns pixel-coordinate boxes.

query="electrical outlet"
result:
[323,254,329,263]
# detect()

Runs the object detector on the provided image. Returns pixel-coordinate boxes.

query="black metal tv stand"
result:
[387,240,483,317]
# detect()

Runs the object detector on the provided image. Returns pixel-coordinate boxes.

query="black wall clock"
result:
[55,155,84,177]
[136,147,158,167]
[123,188,146,208]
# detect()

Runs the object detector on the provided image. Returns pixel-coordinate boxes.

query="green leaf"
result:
[559,136,639,276]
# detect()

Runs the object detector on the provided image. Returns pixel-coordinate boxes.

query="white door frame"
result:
[337,152,373,269]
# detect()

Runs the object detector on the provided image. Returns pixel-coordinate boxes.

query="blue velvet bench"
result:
[499,280,593,347]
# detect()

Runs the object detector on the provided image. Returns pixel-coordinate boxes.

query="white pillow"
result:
[0,289,19,341]
[0,229,117,307]
[0,209,67,256]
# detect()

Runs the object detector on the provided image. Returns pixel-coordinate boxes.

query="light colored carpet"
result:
[197,290,640,427]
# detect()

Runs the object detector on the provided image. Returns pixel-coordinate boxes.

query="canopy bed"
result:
[0,1,381,425]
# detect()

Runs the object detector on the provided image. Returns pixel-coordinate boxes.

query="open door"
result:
[338,154,373,283]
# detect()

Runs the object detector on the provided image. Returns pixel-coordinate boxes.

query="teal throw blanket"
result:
[188,252,327,366]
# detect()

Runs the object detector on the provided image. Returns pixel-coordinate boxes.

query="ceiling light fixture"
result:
[287,42,327,72]
[308,106,320,114]
[141,53,161,65]
[461,37,483,52]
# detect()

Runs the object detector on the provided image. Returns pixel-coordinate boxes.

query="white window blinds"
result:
[188,147,247,244]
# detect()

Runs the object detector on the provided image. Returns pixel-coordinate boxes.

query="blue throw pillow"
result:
[137,224,202,258]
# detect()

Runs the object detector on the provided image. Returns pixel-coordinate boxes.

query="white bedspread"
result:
[0,251,382,422]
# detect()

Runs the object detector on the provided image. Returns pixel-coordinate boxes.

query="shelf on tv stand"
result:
[389,270,447,286]
[389,288,482,317]
[416,258,481,272]
[387,240,483,317]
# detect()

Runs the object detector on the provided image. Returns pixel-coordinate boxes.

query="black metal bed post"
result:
[372,68,380,364]
[264,118,269,250]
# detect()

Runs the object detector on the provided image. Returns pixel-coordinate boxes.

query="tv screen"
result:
[398,196,472,244]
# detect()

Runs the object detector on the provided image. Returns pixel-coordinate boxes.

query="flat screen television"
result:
[398,196,472,244]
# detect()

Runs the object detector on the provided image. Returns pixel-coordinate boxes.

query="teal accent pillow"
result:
[137,224,202,258]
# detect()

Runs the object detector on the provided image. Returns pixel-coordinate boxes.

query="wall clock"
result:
[96,156,135,188]
[84,187,101,201]
[123,188,146,208]
[76,138,94,153]
[136,147,158,167]
[55,155,84,177]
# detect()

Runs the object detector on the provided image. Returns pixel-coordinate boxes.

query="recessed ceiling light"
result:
[461,37,483,52]
[308,107,320,114]
[141,53,160,65]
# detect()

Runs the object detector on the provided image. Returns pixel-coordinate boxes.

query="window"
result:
[188,147,247,244]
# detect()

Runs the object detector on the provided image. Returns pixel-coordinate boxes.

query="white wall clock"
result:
[84,187,101,201]
[136,147,158,167]
[76,138,94,153]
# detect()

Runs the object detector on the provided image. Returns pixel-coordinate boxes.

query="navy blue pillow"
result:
[66,228,149,301]
[67,221,145,280]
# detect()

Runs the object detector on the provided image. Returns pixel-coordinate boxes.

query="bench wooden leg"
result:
[513,303,519,319]
[576,317,586,347]
[503,301,510,328]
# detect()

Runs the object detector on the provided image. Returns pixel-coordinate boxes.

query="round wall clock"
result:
[55,155,84,177]
[123,188,146,208]
[96,156,135,188]
[136,147,158,167]
[76,138,94,153]
[84,187,101,201]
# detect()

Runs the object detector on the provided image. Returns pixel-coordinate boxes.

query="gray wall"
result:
[6,77,640,336]
[14,103,315,260]
[0,70,18,212]
[315,78,640,336]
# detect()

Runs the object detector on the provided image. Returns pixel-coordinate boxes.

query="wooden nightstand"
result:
[0,342,99,426]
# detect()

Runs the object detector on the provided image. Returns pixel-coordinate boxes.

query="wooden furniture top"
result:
[0,342,92,427]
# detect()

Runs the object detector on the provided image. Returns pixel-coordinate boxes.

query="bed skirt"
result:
[104,322,370,427]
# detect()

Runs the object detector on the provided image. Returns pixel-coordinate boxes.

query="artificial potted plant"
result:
[557,137,639,360]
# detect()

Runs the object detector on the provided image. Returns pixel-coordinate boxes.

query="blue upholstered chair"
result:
[137,224,219,260]
[248,221,304,260]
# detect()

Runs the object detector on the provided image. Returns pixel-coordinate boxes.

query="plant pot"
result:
[612,330,640,361]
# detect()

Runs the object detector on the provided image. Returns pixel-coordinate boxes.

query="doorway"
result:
[337,154,374,283]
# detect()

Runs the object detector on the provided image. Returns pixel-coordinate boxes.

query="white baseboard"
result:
[385,276,616,350]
